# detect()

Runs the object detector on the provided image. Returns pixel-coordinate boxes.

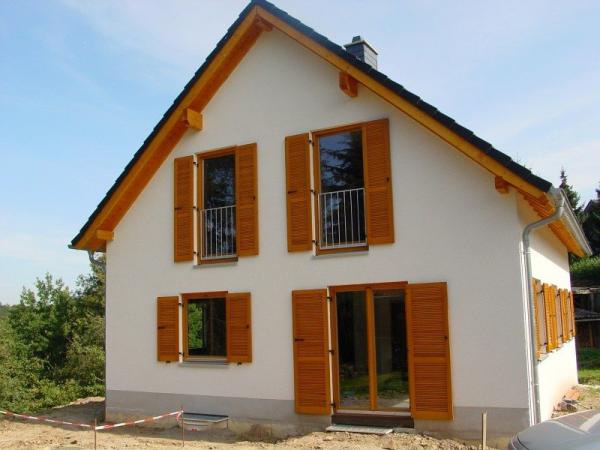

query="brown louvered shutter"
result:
[235,144,259,256]
[226,292,252,363]
[285,134,313,252]
[157,296,179,362]
[292,289,330,414]
[174,155,194,262]
[543,284,557,350]
[406,282,452,420]
[560,289,570,341]
[569,290,576,337]
[532,279,542,359]
[364,118,394,245]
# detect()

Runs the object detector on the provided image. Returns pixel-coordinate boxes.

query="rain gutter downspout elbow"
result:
[522,186,565,425]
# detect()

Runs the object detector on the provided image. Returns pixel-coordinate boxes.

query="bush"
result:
[571,256,600,286]
[0,260,105,413]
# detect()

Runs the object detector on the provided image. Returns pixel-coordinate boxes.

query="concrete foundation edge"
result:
[106,389,528,441]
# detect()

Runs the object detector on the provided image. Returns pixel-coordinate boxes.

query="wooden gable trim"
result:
[72,3,583,257]
[339,72,358,97]
[72,7,266,251]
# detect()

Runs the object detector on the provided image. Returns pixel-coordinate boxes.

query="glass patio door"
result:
[332,285,410,412]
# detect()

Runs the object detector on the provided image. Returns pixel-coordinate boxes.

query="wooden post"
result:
[180,405,185,447]
[94,418,97,450]
[482,411,487,450]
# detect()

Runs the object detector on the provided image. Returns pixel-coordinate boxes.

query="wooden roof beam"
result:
[182,108,203,131]
[495,176,510,194]
[339,72,358,97]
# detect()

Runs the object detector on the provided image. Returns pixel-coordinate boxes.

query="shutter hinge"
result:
[179,352,184,355]
[312,239,319,246]
[193,161,198,167]
[326,296,332,302]
[308,139,313,145]
[330,402,336,408]
[178,302,183,307]
[310,189,317,195]
[328,349,335,355]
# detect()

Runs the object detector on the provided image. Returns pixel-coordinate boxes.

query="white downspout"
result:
[522,186,565,424]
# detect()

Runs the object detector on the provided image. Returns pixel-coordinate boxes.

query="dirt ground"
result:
[0,397,492,450]
[553,384,600,417]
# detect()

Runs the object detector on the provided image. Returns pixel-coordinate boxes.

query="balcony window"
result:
[316,128,366,250]
[200,153,236,260]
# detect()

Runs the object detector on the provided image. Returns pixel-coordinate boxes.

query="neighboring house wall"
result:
[106,29,535,437]
[516,196,578,421]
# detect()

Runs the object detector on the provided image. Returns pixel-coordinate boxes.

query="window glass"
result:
[319,130,364,193]
[187,298,226,357]
[203,154,235,209]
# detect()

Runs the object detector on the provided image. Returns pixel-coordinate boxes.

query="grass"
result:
[578,348,600,385]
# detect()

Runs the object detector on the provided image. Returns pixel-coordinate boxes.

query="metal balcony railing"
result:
[318,188,366,249]
[200,205,236,260]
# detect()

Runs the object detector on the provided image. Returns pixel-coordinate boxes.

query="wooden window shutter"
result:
[174,155,195,262]
[226,292,252,363]
[406,282,453,420]
[569,290,576,337]
[543,284,557,350]
[157,296,180,362]
[364,118,394,245]
[560,289,570,341]
[285,134,313,252]
[532,279,542,359]
[235,144,259,256]
[291,289,330,414]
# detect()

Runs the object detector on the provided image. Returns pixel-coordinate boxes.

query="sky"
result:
[0,0,598,304]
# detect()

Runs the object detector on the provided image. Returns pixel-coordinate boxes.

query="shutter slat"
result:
[226,292,252,363]
[174,156,194,262]
[532,279,542,359]
[235,144,259,256]
[292,289,330,414]
[157,296,179,362]
[285,134,313,252]
[364,119,394,244]
[406,282,452,420]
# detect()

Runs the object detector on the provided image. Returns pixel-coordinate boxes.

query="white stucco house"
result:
[70,0,592,440]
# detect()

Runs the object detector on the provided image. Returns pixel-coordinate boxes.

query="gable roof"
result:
[70,0,590,256]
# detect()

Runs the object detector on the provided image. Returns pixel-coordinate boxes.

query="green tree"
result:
[560,168,583,220]
[582,183,600,256]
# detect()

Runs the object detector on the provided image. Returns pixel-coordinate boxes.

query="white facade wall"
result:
[103,29,571,435]
[516,197,578,421]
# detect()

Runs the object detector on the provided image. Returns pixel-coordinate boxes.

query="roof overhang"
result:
[70,0,591,257]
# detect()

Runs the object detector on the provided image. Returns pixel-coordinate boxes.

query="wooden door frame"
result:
[329,281,407,414]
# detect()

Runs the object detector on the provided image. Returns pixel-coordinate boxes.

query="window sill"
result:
[194,257,238,268]
[312,246,369,259]
[180,358,229,367]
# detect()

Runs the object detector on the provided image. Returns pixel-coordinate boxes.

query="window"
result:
[173,144,257,264]
[315,128,366,250]
[199,151,236,260]
[185,297,226,358]
[173,292,252,363]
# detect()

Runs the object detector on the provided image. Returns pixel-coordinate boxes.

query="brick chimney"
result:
[344,36,378,69]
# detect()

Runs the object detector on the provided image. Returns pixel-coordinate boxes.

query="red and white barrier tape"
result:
[0,409,183,431]
[0,410,91,428]
[94,410,183,430]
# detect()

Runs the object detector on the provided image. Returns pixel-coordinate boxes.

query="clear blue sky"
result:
[1,0,598,304]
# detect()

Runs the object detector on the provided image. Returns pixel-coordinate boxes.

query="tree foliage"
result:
[559,168,583,220]
[582,184,600,256]
[0,258,105,412]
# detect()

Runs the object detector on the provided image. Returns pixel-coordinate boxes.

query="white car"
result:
[509,409,600,450]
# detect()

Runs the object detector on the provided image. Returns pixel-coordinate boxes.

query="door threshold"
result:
[332,411,414,428]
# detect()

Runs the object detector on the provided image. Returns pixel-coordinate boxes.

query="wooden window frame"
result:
[181,291,228,361]
[329,281,408,414]
[195,146,238,265]
[312,122,370,255]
